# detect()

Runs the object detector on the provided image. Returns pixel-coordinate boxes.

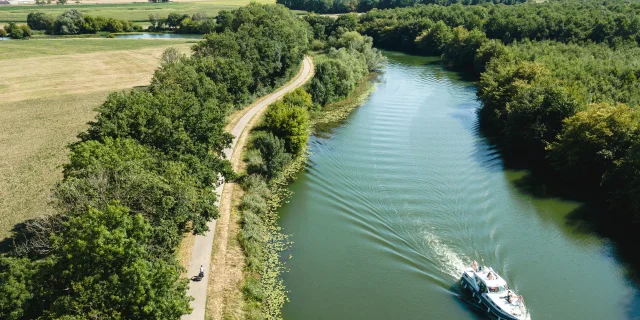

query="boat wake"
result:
[422,228,469,280]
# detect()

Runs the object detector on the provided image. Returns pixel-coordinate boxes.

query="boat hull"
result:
[460,275,523,320]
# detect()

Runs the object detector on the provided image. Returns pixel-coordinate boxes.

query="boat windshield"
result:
[488,286,506,293]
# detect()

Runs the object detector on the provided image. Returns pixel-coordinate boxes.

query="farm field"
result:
[0,0,274,23]
[0,38,194,240]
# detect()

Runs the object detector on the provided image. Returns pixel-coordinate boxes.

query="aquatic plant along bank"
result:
[277,52,640,320]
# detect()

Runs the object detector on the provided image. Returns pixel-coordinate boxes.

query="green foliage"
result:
[308,48,368,105]
[548,103,640,188]
[0,28,6,38]
[44,203,191,319]
[28,10,134,35]
[193,4,310,93]
[442,26,487,71]
[278,0,525,13]
[27,12,55,31]
[0,4,312,319]
[283,87,314,111]
[4,22,32,39]
[263,101,311,154]
[248,131,292,179]
[415,20,452,55]
[0,257,37,320]
[83,88,233,187]
[54,9,84,34]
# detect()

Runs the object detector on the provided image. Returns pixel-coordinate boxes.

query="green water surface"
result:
[277,52,640,319]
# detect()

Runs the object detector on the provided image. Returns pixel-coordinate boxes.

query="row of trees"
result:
[278,0,524,14]
[148,12,217,34]
[0,4,311,319]
[27,10,141,34]
[311,1,640,223]
[357,0,640,49]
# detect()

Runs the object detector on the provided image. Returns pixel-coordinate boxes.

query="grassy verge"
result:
[0,0,273,23]
[0,38,193,240]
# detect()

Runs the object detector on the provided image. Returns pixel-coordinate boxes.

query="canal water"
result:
[277,52,640,319]
[114,33,202,39]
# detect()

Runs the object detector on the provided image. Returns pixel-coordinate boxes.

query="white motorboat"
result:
[460,263,530,320]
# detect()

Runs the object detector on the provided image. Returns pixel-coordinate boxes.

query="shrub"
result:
[263,101,310,154]
[249,131,292,179]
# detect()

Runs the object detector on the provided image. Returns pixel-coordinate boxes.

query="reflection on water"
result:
[277,51,640,320]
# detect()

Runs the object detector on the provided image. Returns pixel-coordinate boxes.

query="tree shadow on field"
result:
[0,215,60,258]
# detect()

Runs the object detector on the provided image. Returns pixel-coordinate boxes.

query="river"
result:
[277,51,640,319]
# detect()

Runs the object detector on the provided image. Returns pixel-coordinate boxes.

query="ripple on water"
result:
[279,53,640,320]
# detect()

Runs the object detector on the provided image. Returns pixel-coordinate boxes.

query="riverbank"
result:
[224,72,376,319]
[276,50,640,320]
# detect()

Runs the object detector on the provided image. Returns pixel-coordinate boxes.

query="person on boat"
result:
[508,291,519,305]
[471,260,479,272]
[487,272,496,280]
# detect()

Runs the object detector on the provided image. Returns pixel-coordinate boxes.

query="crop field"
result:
[0,38,194,239]
[0,0,274,23]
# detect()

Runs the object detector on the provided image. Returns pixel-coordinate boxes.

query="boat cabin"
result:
[474,268,508,294]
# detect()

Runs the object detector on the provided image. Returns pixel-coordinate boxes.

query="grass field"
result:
[0,0,274,23]
[0,38,193,239]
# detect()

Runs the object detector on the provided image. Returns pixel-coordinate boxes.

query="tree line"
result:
[301,0,640,227]
[0,4,311,319]
[27,9,142,35]
[278,0,524,14]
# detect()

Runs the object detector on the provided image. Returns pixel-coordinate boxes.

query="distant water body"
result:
[114,33,202,39]
[277,51,640,319]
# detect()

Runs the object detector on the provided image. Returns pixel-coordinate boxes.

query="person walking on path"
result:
[199,265,204,278]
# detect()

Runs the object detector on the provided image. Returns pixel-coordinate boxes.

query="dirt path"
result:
[182,56,314,320]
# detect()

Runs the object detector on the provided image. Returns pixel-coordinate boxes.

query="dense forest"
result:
[0,4,311,319]
[278,0,525,14]
[299,0,640,228]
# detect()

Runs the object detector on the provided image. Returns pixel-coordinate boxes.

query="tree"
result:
[148,13,163,31]
[0,257,38,320]
[249,131,291,179]
[160,47,185,66]
[166,13,188,29]
[27,12,55,31]
[283,88,314,111]
[54,9,84,34]
[548,103,640,188]
[4,23,32,39]
[44,203,192,319]
[415,20,453,56]
[57,0,67,4]
[263,101,310,154]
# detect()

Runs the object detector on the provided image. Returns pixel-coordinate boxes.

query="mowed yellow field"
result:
[0,38,193,239]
